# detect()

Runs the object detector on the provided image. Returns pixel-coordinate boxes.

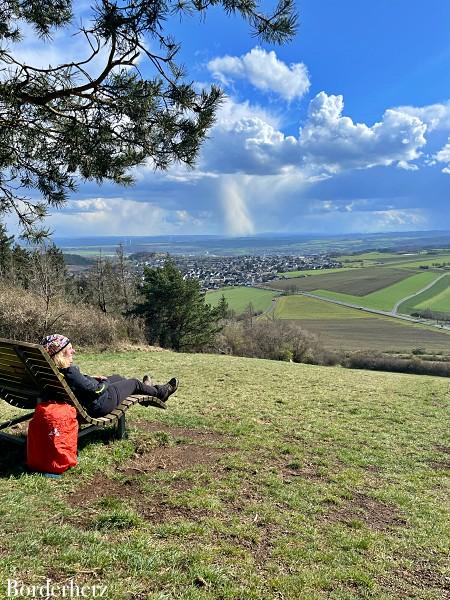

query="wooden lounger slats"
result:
[0,337,164,441]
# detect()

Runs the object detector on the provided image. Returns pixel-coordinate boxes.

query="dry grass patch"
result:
[68,473,210,526]
[323,491,408,531]
[379,558,450,599]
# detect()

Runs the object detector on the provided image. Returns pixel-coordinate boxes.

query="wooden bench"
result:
[0,338,165,446]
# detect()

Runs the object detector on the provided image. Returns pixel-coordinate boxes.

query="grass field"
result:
[206,287,280,313]
[0,350,449,599]
[337,252,406,267]
[336,251,450,269]
[312,271,441,312]
[267,267,420,296]
[413,275,450,313]
[273,295,379,320]
[271,296,450,352]
[388,257,450,269]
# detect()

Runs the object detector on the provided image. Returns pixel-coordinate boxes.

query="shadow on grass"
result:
[0,438,27,478]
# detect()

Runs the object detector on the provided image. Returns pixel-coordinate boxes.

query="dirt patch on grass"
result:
[430,445,450,470]
[226,523,276,564]
[282,462,327,482]
[379,561,450,599]
[364,464,382,473]
[435,444,450,455]
[68,444,233,526]
[69,472,209,525]
[120,443,231,475]
[132,420,232,444]
[429,460,450,471]
[324,492,407,531]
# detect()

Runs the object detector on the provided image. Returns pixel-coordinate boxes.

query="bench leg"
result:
[116,414,127,440]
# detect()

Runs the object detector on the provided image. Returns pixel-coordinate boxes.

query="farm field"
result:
[281,316,450,352]
[337,250,450,268]
[270,295,450,352]
[267,267,422,296]
[336,251,410,267]
[278,266,356,278]
[312,271,441,312]
[386,255,450,269]
[206,286,280,313]
[0,350,449,599]
[397,274,450,315]
[273,295,379,320]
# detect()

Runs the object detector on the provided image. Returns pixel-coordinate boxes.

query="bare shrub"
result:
[0,284,145,348]
[343,352,450,377]
[216,319,341,365]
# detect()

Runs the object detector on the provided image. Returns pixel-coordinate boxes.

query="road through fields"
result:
[259,286,450,332]
[392,273,448,314]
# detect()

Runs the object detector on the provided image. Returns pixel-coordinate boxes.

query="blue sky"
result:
[7,0,450,237]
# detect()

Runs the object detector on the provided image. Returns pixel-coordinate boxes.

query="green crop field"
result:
[387,255,450,269]
[1,350,449,599]
[271,295,450,352]
[334,251,450,271]
[273,295,378,320]
[337,251,404,266]
[268,267,419,296]
[397,274,450,315]
[313,271,441,312]
[206,287,280,314]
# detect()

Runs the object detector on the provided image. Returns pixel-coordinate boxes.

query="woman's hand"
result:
[93,375,108,381]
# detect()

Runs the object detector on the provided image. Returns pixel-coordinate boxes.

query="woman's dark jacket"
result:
[59,365,108,410]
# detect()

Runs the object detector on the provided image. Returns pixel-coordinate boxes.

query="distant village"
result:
[129,253,343,290]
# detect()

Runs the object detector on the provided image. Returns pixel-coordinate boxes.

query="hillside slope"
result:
[0,351,449,599]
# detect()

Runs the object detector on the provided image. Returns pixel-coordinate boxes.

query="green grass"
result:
[313,271,440,312]
[396,274,450,315]
[1,350,449,599]
[413,274,450,313]
[267,267,419,296]
[270,295,450,352]
[273,295,378,320]
[336,250,450,269]
[206,287,279,314]
[392,257,450,269]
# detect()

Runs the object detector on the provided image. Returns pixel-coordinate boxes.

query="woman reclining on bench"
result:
[41,334,178,417]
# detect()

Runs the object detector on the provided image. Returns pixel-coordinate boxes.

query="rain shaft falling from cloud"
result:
[221,177,254,235]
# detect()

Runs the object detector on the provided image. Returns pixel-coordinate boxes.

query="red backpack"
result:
[27,402,78,474]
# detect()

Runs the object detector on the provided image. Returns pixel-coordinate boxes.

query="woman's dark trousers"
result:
[92,375,159,417]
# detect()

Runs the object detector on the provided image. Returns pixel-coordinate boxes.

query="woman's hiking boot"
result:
[155,378,179,402]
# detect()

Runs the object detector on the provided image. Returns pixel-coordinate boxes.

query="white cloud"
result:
[397,160,419,171]
[215,97,281,129]
[434,139,450,173]
[198,93,427,178]
[396,101,450,131]
[283,207,428,235]
[200,112,299,175]
[49,197,209,235]
[298,92,427,173]
[208,47,310,101]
